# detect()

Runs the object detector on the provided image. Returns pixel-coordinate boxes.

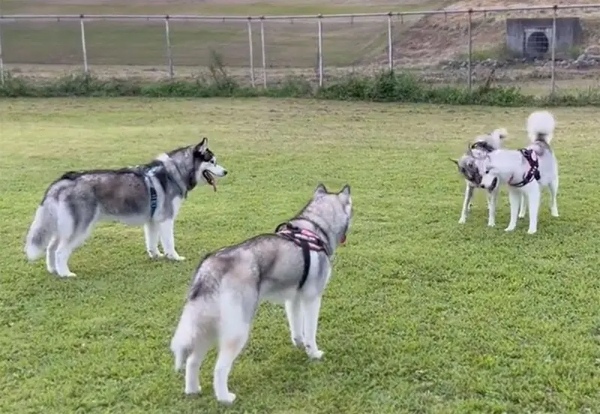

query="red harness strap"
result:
[275,223,329,289]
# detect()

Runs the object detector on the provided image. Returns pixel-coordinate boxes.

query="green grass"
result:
[2,98,600,413]
[0,0,446,70]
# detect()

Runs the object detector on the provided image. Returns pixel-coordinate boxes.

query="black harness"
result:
[275,222,330,290]
[510,149,541,187]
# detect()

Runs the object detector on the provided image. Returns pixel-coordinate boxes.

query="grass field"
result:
[2,98,600,413]
[0,0,445,72]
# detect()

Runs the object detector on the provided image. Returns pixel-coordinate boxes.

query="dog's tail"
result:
[170,303,199,371]
[488,127,508,149]
[527,110,555,144]
[24,201,57,261]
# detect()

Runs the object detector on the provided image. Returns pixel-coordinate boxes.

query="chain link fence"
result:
[2,5,600,96]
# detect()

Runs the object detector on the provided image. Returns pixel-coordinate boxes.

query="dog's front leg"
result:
[301,295,324,360]
[159,220,185,261]
[504,189,521,232]
[144,222,163,259]
[518,193,527,219]
[285,296,304,348]
[487,188,498,227]
[526,184,541,234]
[459,183,474,224]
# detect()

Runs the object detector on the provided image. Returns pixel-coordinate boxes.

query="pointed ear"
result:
[338,184,351,203]
[450,158,459,166]
[194,137,208,154]
[314,183,328,197]
[466,142,473,156]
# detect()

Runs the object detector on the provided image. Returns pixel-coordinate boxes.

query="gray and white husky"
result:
[24,138,228,278]
[170,183,353,405]
[478,111,559,234]
[452,128,512,226]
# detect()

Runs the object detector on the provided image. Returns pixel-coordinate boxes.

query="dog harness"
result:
[275,222,330,290]
[510,149,541,187]
[143,167,160,218]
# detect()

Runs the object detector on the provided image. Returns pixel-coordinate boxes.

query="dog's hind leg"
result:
[45,237,59,274]
[144,222,163,259]
[185,336,213,395]
[213,288,257,405]
[459,183,474,224]
[54,207,96,278]
[285,296,304,348]
[526,184,541,234]
[549,177,559,217]
[487,188,498,227]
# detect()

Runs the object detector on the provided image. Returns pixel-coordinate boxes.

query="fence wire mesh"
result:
[2,5,600,97]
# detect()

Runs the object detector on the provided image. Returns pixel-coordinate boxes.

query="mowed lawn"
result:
[1,98,600,413]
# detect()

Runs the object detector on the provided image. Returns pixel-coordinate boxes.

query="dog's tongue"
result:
[340,234,347,245]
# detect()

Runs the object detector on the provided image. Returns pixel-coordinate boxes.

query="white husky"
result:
[478,111,559,234]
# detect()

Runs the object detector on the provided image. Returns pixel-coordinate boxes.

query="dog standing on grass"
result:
[452,127,518,227]
[24,138,227,277]
[477,111,559,234]
[170,183,353,405]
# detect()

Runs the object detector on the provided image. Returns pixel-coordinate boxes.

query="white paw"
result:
[46,266,56,274]
[487,222,495,228]
[504,226,515,232]
[166,253,185,261]
[58,272,77,278]
[292,336,305,348]
[551,210,559,217]
[185,386,201,395]
[527,229,537,235]
[458,217,466,224]
[217,392,236,405]
[147,250,164,259]
[305,345,324,360]
[518,213,526,219]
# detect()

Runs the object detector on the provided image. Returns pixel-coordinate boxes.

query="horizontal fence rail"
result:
[1,4,600,97]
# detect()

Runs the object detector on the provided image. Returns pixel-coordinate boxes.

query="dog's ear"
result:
[194,138,208,155]
[314,183,328,197]
[449,158,459,166]
[466,142,473,156]
[338,184,351,204]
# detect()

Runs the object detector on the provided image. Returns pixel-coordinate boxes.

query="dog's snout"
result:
[222,170,228,176]
[489,177,498,191]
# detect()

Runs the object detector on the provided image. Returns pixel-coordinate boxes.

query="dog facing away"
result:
[452,128,515,227]
[24,138,228,277]
[478,111,558,234]
[170,183,353,405]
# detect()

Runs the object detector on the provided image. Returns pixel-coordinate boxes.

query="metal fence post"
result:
[550,5,557,97]
[260,17,267,88]
[0,18,4,85]
[80,14,89,74]
[247,17,255,88]
[164,15,174,79]
[387,12,393,72]
[317,14,323,87]
[467,9,473,91]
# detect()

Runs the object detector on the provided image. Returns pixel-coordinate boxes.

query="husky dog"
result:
[170,183,353,405]
[452,128,512,227]
[24,138,228,277]
[477,111,558,234]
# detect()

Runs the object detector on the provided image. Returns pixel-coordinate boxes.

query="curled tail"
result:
[527,111,555,144]
[170,304,198,371]
[24,203,56,261]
